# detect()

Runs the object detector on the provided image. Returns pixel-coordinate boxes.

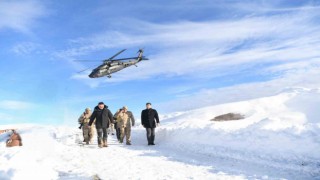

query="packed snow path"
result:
[0,126,246,180]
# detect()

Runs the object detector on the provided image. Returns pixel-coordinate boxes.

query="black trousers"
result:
[97,128,108,144]
[146,128,155,144]
[114,122,120,141]
[116,127,121,141]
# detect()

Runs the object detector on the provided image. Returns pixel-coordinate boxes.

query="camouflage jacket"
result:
[117,112,129,128]
[78,112,92,124]
[125,111,135,127]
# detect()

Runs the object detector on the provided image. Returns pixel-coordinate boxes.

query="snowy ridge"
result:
[1,88,320,179]
[155,88,320,178]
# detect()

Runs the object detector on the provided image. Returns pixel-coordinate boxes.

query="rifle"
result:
[78,112,86,129]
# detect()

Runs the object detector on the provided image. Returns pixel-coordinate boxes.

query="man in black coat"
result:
[141,102,159,145]
[89,102,114,148]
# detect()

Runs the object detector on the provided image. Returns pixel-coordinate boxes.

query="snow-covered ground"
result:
[1,87,320,179]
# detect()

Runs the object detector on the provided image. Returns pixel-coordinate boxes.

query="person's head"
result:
[85,107,91,113]
[123,106,128,112]
[146,102,152,109]
[98,102,104,109]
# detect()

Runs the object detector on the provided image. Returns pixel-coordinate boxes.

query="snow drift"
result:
[155,87,320,179]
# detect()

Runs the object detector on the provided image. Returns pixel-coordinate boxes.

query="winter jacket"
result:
[78,112,92,124]
[117,112,129,128]
[89,105,114,129]
[141,108,159,128]
[126,111,135,127]
[79,112,95,130]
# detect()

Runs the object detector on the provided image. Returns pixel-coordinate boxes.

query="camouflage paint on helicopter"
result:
[77,49,149,78]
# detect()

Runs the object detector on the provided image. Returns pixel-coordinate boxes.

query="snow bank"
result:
[0,125,99,180]
[154,88,320,178]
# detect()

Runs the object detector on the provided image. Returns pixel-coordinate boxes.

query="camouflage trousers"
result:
[82,124,94,143]
[119,126,131,143]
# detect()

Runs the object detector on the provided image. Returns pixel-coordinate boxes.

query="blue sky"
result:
[1,0,320,125]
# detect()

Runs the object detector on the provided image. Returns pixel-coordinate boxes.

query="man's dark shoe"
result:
[126,142,131,145]
[151,143,155,145]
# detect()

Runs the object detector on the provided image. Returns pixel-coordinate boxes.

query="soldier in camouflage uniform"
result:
[78,108,93,145]
[117,106,135,145]
[113,109,121,142]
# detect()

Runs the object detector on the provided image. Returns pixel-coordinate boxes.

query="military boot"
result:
[103,140,108,147]
[85,138,89,145]
[98,139,103,148]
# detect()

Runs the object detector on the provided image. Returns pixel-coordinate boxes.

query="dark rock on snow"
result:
[211,113,245,121]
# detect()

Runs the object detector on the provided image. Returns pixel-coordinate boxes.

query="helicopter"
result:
[77,49,149,78]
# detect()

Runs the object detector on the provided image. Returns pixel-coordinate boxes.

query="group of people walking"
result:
[78,102,160,148]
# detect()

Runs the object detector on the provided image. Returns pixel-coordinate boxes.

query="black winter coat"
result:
[89,105,114,129]
[141,108,159,128]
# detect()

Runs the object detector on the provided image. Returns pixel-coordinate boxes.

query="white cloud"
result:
[11,42,46,55]
[157,65,320,113]
[70,72,107,88]
[225,1,320,13]
[52,3,320,89]
[0,0,46,33]
[0,100,36,110]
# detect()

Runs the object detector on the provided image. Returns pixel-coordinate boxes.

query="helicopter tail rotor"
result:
[137,47,145,54]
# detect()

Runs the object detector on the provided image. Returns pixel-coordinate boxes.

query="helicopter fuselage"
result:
[89,60,136,78]
[86,49,148,78]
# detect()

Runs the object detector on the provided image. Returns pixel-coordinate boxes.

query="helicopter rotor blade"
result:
[77,66,96,73]
[74,60,103,62]
[74,49,127,62]
[107,49,126,61]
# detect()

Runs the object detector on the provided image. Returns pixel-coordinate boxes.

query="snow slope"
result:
[155,88,320,179]
[1,88,320,179]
